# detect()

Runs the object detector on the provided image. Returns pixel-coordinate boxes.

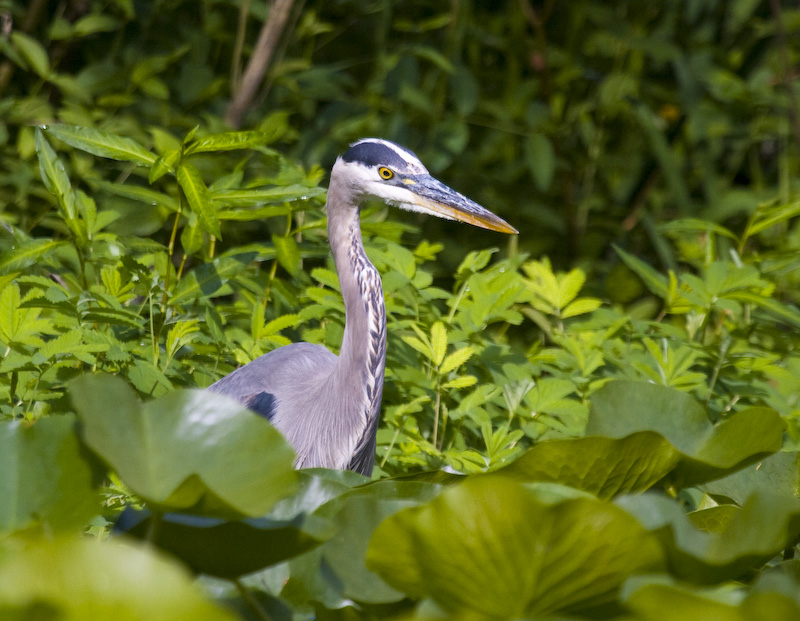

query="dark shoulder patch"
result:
[245,391,277,421]
[341,140,415,171]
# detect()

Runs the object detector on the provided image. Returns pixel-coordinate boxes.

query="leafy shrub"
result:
[2,0,800,618]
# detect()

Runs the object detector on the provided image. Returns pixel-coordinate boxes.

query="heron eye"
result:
[378,167,394,180]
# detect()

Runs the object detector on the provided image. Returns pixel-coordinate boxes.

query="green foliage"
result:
[2,0,800,618]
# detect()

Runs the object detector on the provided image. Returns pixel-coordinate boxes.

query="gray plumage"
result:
[210,138,516,476]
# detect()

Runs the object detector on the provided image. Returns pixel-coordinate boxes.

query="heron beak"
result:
[402,175,518,234]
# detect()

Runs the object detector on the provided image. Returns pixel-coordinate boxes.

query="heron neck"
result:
[326,180,387,416]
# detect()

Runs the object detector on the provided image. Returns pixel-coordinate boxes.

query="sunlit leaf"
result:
[71,374,297,516]
[367,476,663,617]
[177,162,220,237]
[430,321,447,366]
[184,130,276,155]
[43,124,157,166]
[0,537,236,620]
[0,416,100,533]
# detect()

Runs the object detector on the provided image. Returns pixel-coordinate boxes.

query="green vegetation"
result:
[2,0,800,618]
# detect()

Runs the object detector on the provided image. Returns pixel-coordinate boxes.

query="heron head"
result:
[334,138,518,234]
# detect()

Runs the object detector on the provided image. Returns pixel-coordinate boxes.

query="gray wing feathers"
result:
[209,343,337,414]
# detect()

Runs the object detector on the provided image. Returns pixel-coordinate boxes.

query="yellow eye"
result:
[378,167,394,180]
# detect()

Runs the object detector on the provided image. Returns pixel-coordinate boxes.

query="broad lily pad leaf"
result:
[116,469,361,578]
[366,476,664,618]
[71,374,297,516]
[115,509,322,579]
[588,381,784,487]
[617,491,800,584]
[702,451,800,505]
[498,431,680,499]
[0,536,235,620]
[623,573,800,621]
[0,415,100,534]
[282,480,442,606]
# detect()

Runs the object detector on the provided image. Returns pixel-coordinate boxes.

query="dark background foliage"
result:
[2,0,800,619]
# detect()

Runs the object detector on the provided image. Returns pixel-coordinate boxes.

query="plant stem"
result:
[432,381,441,449]
[380,425,402,469]
[163,207,182,309]
[234,578,272,621]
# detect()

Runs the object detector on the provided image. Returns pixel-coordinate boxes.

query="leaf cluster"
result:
[2,0,800,618]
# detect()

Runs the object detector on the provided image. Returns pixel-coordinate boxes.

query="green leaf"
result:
[116,508,323,579]
[588,381,785,488]
[0,416,100,533]
[263,314,302,336]
[212,185,324,207]
[623,573,800,621]
[184,130,275,155]
[70,375,297,516]
[614,244,669,298]
[165,319,199,362]
[303,480,441,604]
[441,375,477,389]
[149,150,179,183]
[73,13,121,36]
[43,124,157,166]
[725,290,800,328]
[170,252,257,305]
[367,475,663,617]
[498,432,680,499]
[272,233,301,277]
[177,162,220,238]
[524,133,555,191]
[439,346,475,374]
[401,335,432,360]
[702,451,800,505]
[35,127,74,218]
[11,32,49,76]
[745,200,800,238]
[0,537,236,620]
[618,491,800,584]
[562,297,602,318]
[0,283,53,347]
[659,218,738,240]
[430,321,447,366]
[96,180,179,212]
[0,238,69,274]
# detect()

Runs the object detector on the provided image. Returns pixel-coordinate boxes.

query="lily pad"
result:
[0,536,235,620]
[588,381,784,487]
[497,431,680,498]
[623,572,800,621]
[115,469,362,578]
[702,451,800,504]
[71,374,297,516]
[617,491,800,584]
[115,510,322,579]
[366,475,664,618]
[281,479,443,607]
[0,415,100,534]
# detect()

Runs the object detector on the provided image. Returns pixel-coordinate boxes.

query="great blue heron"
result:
[210,138,517,476]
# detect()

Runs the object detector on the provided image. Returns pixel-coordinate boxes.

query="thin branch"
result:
[231,0,253,93]
[224,0,296,128]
